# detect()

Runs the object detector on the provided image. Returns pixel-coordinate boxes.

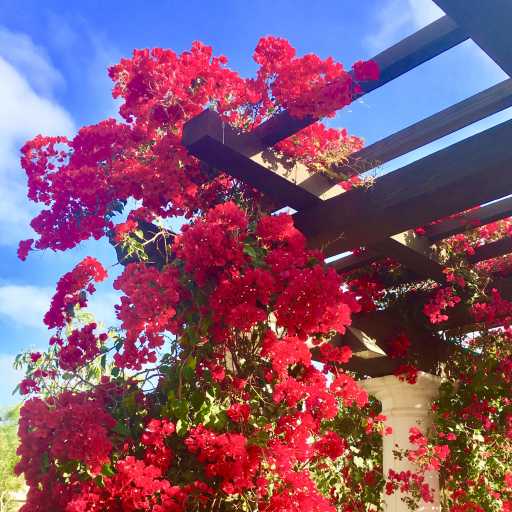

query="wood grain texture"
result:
[294,119,512,257]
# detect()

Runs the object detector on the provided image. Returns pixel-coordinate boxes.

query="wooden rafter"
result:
[470,237,512,265]
[372,233,445,282]
[433,0,512,77]
[339,78,512,176]
[331,197,512,274]
[111,3,512,378]
[293,119,512,256]
[251,15,468,147]
[426,196,512,242]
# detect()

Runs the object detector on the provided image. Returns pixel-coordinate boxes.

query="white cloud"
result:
[0,284,120,331]
[365,0,442,53]
[407,0,443,27]
[0,27,75,247]
[0,354,24,406]
[0,285,51,329]
[364,0,506,92]
[0,27,64,97]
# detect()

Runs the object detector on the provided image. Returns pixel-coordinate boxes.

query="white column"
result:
[361,372,442,512]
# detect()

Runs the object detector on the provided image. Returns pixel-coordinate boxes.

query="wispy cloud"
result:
[0,27,65,97]
[0,27,75,247]
[407,0,443,28]
[365,0,442,53]
[45,13,122,119]
[0,285,52,329]
[0,284,120,332]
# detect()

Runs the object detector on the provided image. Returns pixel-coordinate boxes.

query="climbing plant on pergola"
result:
[14,1,512,511]
[180,1,512,378]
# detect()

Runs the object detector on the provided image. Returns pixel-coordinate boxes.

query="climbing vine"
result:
[14,37,512,512]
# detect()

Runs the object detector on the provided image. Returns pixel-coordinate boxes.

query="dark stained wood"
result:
[330,251,379,273]
[340,79,512,175]
[469,237,512,264]
[251,15,468,147]
[372,236,445,282]
[294,119,512,257]
[182,110,321,210]
[110,220,175,269]
[332,309,460,377]
[433,0,512,76]
[426,196,512,242]
[182,111,512,280]
[359,15,467,94]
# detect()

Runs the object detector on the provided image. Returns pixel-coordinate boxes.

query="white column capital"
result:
[361,372,442,417]
[360,372,443,512]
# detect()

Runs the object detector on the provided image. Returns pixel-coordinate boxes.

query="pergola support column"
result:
[361,372,442,512]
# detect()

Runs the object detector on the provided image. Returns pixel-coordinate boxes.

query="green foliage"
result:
[0,405,24,512]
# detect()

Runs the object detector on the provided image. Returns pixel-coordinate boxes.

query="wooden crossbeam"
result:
[183,110,322,210]
[183,111,446,280]
[294,119,512,257]
[328,231,445,282]
[372,232,445,282]
[339,78,512,175]
[332,197,512,274]
[433,0,512,77]
[332,232,512,283]
[252,15,468,147]
[426,196,512,242]
[470,237,512,264]
[332,309,459,377]
[330,251,378,273]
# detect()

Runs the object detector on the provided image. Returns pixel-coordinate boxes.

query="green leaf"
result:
[101,463,115,477]
[176,419,189,437]
[243,245,258,259]
[113,422,131,437]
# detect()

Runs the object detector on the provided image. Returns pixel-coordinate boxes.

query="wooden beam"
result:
[183,111,510,281]
[433,0,512,76]
[372,232,445,282]
[294,119,512,257]
[332,197,512,275]
[330,231,445,282]
[330,251,379,273]
[182,110,322,210]
[340,78,512,175]
[331,309,459,377]
[251,15,468,147]
[469,237,512,264]
[426,196,512,242]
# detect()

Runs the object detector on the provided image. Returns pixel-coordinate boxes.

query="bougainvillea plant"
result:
[14,37,512,512]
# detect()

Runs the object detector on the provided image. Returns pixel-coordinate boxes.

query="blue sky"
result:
[0,0,509,406]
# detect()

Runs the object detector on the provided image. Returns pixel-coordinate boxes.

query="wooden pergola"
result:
[132,1,512,379]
